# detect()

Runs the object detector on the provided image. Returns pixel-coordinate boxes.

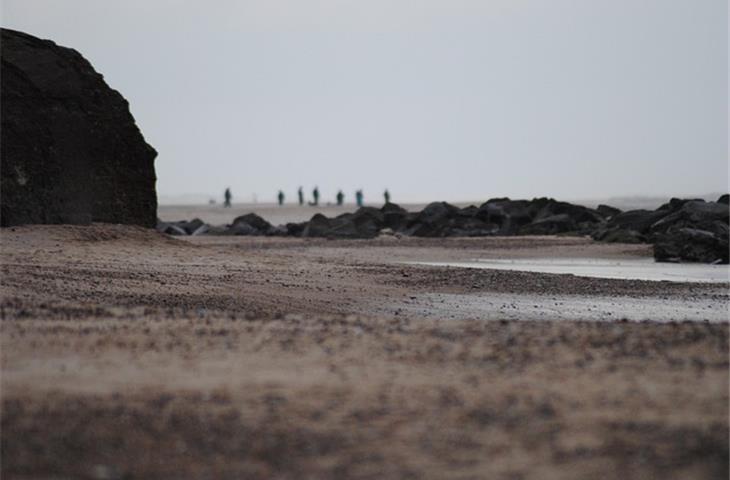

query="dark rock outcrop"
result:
[605,209,668,235]
[654,228,729,264]
[231,213,273,234]
[1,29,157,227]
[596,204,622,218]
[592,228,645,244]
[649,201,729,236]
[519,214,576,235]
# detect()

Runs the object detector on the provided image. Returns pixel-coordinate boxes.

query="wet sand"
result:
[411,258,730,283]
[1,225,728,479]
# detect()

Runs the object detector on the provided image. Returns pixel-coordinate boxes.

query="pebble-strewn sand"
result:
[1,225,728,479]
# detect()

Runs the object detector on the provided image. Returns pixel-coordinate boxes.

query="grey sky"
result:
[2,0,727,204]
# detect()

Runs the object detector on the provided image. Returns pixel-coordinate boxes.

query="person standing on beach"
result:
[277,190,285,206]
[384,189,391,204]
[336,190,344,206]
[355,190,364,207]
[224,188,232,208]
[312,187,320,206]
[298,187,304,206]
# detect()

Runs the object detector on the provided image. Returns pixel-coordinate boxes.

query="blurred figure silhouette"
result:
[298,186,304,206]
[224,187,232,208]
[355,189,364,207]
[384,189,391,204]
[311,186,320,206]
[336,190,344,206]
[277,190,285,206]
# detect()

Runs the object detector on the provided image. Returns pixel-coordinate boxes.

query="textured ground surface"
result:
[1,225,728,479]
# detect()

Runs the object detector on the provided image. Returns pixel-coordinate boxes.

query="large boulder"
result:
[592,228,646,244]
[606,209,668,234]
[381,202,409,230]
[596,204,621,218]
[649,200,729,235]
[1,29,157,227]
[519,214,577,235]
[301,214,332,237]
[530,198,604,224]
[405,202,460,237]
[231,213,272,234]
[654,228,729,264]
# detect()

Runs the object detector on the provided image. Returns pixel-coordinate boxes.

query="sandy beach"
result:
[3,2,727,478]
[1,224,728,479]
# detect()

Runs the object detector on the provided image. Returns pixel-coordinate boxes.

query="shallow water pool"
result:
[410,258,729,283]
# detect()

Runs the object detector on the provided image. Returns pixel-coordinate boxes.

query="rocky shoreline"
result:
[159,195,729,264]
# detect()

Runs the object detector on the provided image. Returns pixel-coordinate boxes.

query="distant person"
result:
[355,189,364,207]
[384,189,391,204]
[298,186,304,206]
[224,187,232,208]
[277,190,285,206]
[336,190,344,206]
[311,186,320,206]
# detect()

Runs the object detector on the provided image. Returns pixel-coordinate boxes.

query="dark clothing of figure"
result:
[312,187,320,206]
[336,190,344,206]
[384,190,390,204]
[298,187,304,206]
[224,188,232,208]
[278,190,285,206]
[355,190,364,208]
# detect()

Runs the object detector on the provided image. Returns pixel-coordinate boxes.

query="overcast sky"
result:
[2,0,727,204]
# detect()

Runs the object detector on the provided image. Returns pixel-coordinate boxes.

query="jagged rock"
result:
[267,225,289,236]
[156,218,208,236]
[596,204,621,218]
[163,224,187,236]
[301,207,384,238]
[205,225,230,235]
[519,214,577,235]
[381,203,409,230]
[285,222,307,237]
[592,228,646,244]
[649,201,729,235]
[718,194,729,205]
[606,209,668,234]
[417,202,460,223]
[301,214,331,237]
[656,197,701,213]
[1,29,157,227]
[227,222,259,236]
[475,203,509,227]
[381,203,408,215]
[232,213,272,233]
[447,220,499,237]
[531,199,604,224]
[404,202,460,237]
[180,218,205,235]
[654,228,729,264]
[190,224,210,236]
